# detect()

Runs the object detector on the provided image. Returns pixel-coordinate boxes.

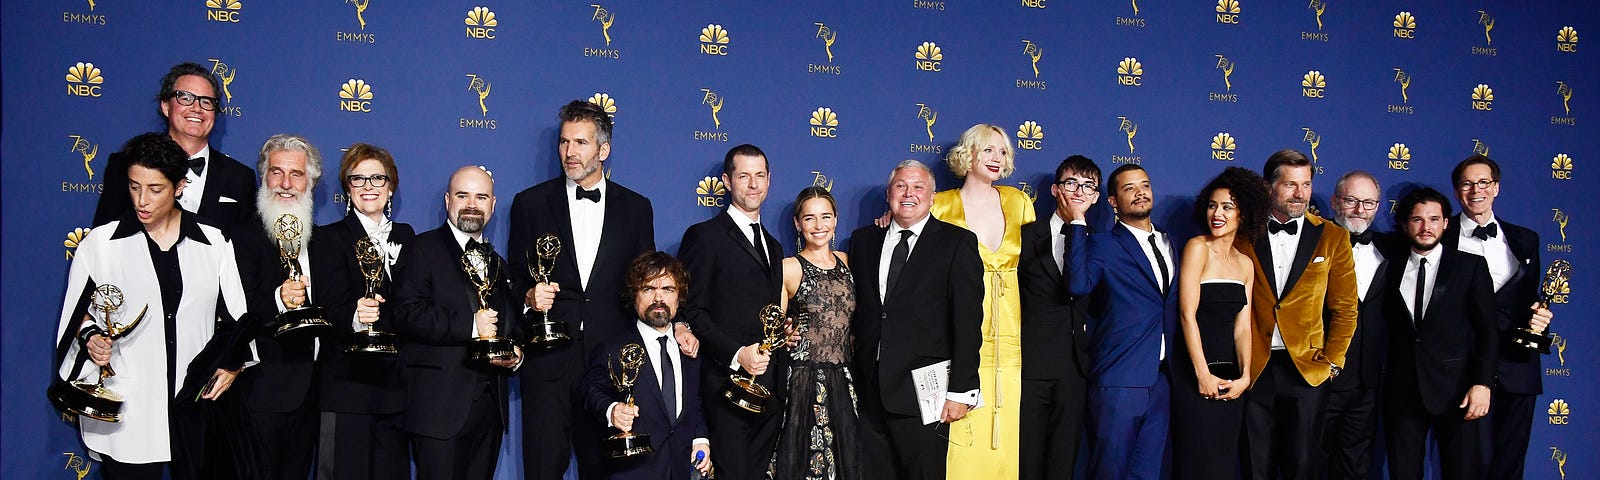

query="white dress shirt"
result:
[449,223,488,339]
[269,235,320,358]
[176,145,211,214]
[349,214,395,330]
[1120,221,1172,360]
[1266,216,1305,350]
[878,214,929,302]
[1456,213,1516,292]
[1351,234,1384,302]
[1050,213,1069,273]
[606,321,710,447]
[725,205,766,260]
[1399,247,1444,324]
[566,178,607,289]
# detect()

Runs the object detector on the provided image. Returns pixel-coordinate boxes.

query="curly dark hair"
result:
[623,251,689,307]
[558,99,614,145]
[121,132,189,185]
[1392,187,1454,232]
[1193,166,1270,242]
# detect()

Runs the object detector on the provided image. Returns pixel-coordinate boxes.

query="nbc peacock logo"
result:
[1116,57,1143,86]
[1552,153,1573,180]
[338,79,373,113]
[1016,121,1044,151]
[1387,143,1411,171]
[915,42,943,72]
[1548,398,1571,425]
[699,24,729,56]
[1210,133,1236,161]
[588,93,616,119]
[465,6,497,39]
[809,107,838,138]
[1301,70,1326,98]
[1215,0,1239,24]
[1392,11,1415,39]
[1471,84,1494,111]
[695,176,727,207]
[205,0,241,23]
[65,227,91,260]
[1558,26,1578,53]
[66,62,104,98]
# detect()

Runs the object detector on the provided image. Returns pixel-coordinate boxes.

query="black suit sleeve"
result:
[678,224,738,369]
[231,223,285,335]
[92,152,131,227]
[391,241,474,344]
[583,338,623,430]
[1467,258,1499,387]
[506,191,537,309]
[947,231,986,394]
[310,225,361,335]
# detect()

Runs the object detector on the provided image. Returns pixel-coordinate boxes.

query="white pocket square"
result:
[1313,256,1326,263]
[219,196,238,203]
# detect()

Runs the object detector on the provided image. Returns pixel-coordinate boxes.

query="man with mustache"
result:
[1064,164,1178,480]
[230,134,327,480]
[95,63,255,230]
[1380,187,1496,479]
[392,166,524,480]
[1320,171,1391,479]
[582,251,713,479]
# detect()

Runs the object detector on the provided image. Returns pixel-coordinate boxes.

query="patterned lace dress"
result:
[768,253,862,480]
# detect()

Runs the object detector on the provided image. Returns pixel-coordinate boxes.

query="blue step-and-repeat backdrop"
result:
[3,1,1593,478]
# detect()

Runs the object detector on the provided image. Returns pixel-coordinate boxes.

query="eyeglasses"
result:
[170,90,219,111]
[1336,195,1380,211]
[1054,178,1098,193]
[1457,179,1497,191]
[347,174,391,187]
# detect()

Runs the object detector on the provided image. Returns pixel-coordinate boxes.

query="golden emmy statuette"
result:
[603,343,654,458]
[464,245,516,362]
[1511,259,1571,354]
[525,234,572,348]
[48,285,148,423]
[271,214,334,337]
[723,304,788,413]
[345,236,397,354]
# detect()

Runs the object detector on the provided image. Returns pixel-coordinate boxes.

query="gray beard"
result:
[1336,215,1372,235]
[258,186,315,250]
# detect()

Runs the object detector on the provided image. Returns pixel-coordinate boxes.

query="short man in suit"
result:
[1442,155,1554,480]
[677,144,785,479]
[392,166,524,480]
[1320,170,1391,479]
[1241,149,1358,480]
[584,251,713,479]
[1382,187,1497,479]
[95,62,254,230]
[230,134,327,480]
[1018,155,1099,480]
[849,160,983,479]
[1064,164,1178,480]
[510,100,682,479]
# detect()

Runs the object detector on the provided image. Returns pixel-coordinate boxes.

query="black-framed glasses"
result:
[1336,195,1380,211]
[170,90,219,111]
[1457,179,1497,191]
[1054,178,1098,193]
[347,174,391,187]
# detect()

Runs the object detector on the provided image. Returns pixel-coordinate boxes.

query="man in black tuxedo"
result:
[95,62,254,230]
[849,160,984,479]
[1381,187,1497,480]
[1018,155,1098,480]
[509,100,671,479]
[230,134,327,480]
[583,251,714,480]
[1320,170,1391,479]
[1442,155,1554,480]
[677,144,784,479]
[392,166,525,480]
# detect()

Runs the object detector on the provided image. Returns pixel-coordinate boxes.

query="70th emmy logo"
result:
[62,452,90,479]
[68,135,98,180]
[1550,446,1568,479]
[810,171,834,191]
[1022,40,1041,78]
[1552,208,1570,242]
[815,23,837,62]
[1393,68,1410,103]
[590,4,614,45]
[1117,116,1138,154]
[206,58,238,104]
[1301,127,1325,174]
[466,74,491,116]
[349,0,369,30]
[916,103,937,142]
[701,89,724,130]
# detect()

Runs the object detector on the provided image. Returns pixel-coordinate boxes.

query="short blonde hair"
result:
[945,124,1014,179]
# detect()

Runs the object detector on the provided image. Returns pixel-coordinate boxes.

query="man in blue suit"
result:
[1065,164,1178,480]
[584,251,713,480]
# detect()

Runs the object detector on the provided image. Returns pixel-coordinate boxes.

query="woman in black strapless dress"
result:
[1171,167,1269,479]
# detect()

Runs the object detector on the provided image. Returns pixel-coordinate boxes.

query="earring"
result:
[384,199,393,218]
[796,235,803,251]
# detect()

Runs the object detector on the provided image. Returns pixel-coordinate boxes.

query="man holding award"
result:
[509,100,663,479]
[230,134,331,480]
[392,166,523,480]
[583,251,712,479]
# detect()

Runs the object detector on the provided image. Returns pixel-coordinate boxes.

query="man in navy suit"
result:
[584,251,713,480]
[1065,164,1178,480]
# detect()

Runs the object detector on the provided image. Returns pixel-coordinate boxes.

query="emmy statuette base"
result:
[724,375,772,413]
[346,329,398,354]
[48,380,125,423]
[604,431,654,459]
[469,337,518,362]
[1509,328,1553,355]
[526,319,572,349]
[274,306,335,338]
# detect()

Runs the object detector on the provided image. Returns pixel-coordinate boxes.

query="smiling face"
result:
[446,168,495,234]
[1206,188,1239,237]
[160,74,217,149]
[886,165,934,228]
[558,119,610,188]
[723,153,770,216]
[347,158,393,220]
[969,129,1011,183]
[793,196,837,250]
[1334,175,1380,234]
[129,164,184,226]
[1269,165,1312,221]
[1051,168,1099,216]
[1403,200,1448,253]
[263,149,311,205]
[1454,163,1499,219]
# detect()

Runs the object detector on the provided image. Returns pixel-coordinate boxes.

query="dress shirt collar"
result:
[1268,215,1304,236]
[566,177,609,198]
[1118,220,1159,237]
[889,213,932,239]
[447,221,484,251]
[109,210,211,245]
[725,205,761,226]
[355,212,391,236]
[1458,212,1499,235]
[636,318,674,340]
[1408,246,1444,269]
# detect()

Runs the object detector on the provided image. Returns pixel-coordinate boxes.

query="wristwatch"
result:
[1328,363,1343,379]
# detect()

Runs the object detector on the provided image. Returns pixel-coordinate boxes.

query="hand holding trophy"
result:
[48,284,148,422]
[525,234,572,348]
[346,236,398,354]
[271,213,334,337]
[464,244,516,362]
[1510,259,1571,354]
[723,304,789,413]
[603,343,654,458]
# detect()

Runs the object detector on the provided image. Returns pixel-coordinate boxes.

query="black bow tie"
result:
[466,238,493,254]
[575,186,601,203]
[1269,220,1298,235]
[1471,222,1498,240]
[1350,229,1374,245]
[188,155,206,176]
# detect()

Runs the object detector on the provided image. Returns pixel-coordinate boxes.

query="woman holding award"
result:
[52,133,254,479]
[769,186,863,479]
[1169,166,1266,479]
[308,143,415,479]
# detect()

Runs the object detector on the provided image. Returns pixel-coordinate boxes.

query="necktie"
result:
[750,223,768,266]
[575,186,601,202]
[1350,229,1374,246]
[657,335,677,418]
[1268,220,1298,235]
[886,230,913,298]
[188,155,206,176]
[1148,233,1170,294]
[1057,223,1073,272]
[1413,257,1428,325]
[1471,222,1498,240]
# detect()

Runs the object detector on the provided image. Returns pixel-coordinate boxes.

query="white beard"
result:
[258,186,315,250]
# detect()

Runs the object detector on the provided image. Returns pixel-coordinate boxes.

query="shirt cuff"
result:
[692,438,710,447]
[946,389,980,408]
[350,312,364,331]
[272,286,290,314]
[1070,220,1087,226]
[727,345,744,372]
[605,402,618,428]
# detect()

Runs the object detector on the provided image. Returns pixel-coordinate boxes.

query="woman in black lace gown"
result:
[1171,167,1268,479]
[769,186,862,479]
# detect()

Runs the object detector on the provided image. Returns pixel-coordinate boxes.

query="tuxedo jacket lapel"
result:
[543,186,582,289]
[1423,252,1454,324]
[1113,226,1161,293]
[719,214,768,271]
[1281,219,1323,299]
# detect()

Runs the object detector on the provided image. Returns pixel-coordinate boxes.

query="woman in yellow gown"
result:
[934,124,1034,478]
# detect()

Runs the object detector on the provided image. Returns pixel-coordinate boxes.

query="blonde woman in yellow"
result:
[936,123,1034,478]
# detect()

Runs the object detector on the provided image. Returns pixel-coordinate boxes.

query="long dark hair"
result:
[1193,166,1269,242]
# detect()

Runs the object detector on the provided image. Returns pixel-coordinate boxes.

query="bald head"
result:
[445,166,496,233]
